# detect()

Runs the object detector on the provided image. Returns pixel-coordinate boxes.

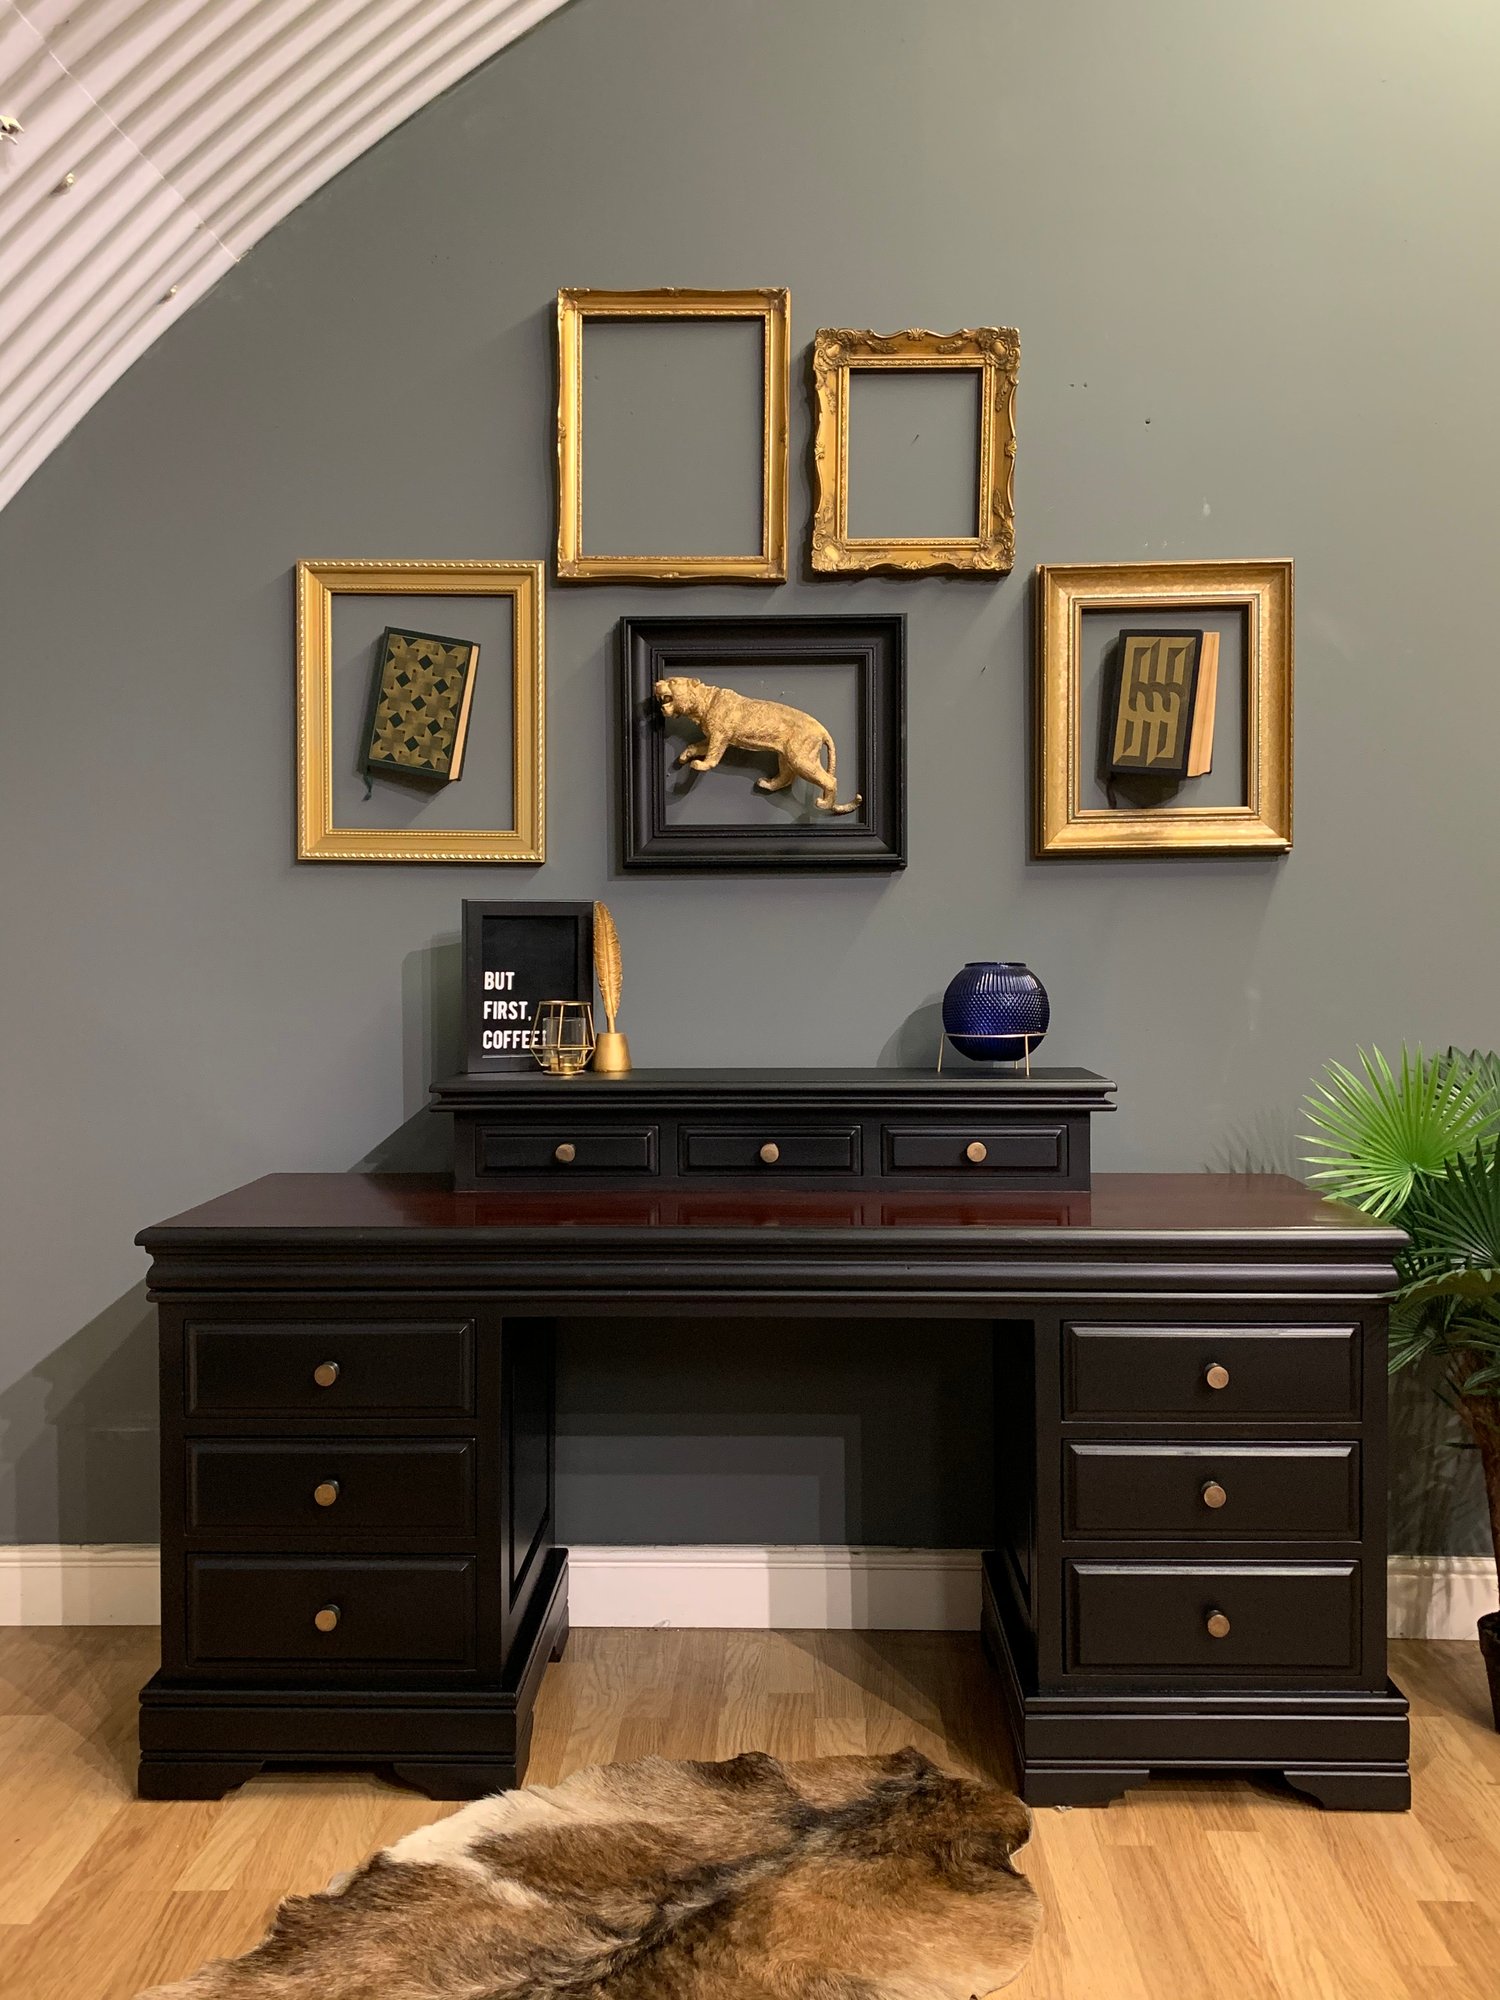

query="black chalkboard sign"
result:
[461,901,594,1071]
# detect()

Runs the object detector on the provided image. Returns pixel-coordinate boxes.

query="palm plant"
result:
[1303,1048,1500,1694]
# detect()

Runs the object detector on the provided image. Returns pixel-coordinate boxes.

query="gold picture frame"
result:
[810,326,1019,575]
[296,559,545,862]
[1034,559,1293,857]
[555,286,790,583]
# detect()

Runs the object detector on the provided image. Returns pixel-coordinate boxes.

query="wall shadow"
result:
[880,1000,944,1069]
[352,935,463,1172]
[0,1285,159,1543]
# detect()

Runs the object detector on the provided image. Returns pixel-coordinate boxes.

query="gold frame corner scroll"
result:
[555,286,790,584]
[1033,557,1293,858]
[295,558,545,863]
[810,325,1019,577]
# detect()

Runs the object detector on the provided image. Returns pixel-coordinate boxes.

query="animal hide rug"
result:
[140,1746,1041,1999]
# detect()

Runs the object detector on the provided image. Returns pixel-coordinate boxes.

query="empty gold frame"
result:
[1034,559,1294,857]
[296,559,545,862]
[556,287,790,582]
[811,326,1020,575]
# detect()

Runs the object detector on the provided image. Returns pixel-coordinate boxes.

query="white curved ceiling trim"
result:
[0,0,572,512]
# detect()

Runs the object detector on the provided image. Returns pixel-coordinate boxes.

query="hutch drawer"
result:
[679,1125,861,1174]
[186,1321,476,1418]
[1066,1561,1360,1675]
[1063,1324,1360,1422]
[186,1440,477,1537]
[1063,1442,1359,1540]
[479,1125,658,1174]
[433,1067,1113,1194]
[186,1556,476,1668]
[882,1124,1066,1175]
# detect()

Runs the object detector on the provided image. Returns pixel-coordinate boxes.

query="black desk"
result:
[136,1169,1409,1809]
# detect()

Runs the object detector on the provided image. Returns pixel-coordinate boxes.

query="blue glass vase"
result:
[941,961,1050,1063]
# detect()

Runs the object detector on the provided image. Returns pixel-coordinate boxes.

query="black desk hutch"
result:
[136,1068,1410,1810]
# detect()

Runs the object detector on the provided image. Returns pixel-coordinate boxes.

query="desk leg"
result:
[390,1759,522,1801]
[138,1756,265,1800]
[1020,1764,1150,1808]
[1284,1765,1413,1812]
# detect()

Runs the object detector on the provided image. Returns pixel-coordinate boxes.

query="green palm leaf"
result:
[1441,1047,1500,1121]
[1301,1046,1499,1219]
[1398,1141,1500,1302]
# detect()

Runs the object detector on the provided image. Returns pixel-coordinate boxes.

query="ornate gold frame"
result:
[295,559,545,862]
[810,327,1019,575]
[1034,559,1293,857]
[555,287,790,583]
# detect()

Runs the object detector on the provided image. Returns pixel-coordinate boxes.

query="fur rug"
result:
[141,1747,1040,1999]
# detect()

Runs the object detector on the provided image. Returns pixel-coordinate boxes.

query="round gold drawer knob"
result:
[313,1480,340,1509]
[1206,1609,1232,1640]
[759,1142,780,1165]
[554,1142,576,1164]
[1204,1362,1231,1391]
[965,1141,989,1165]
[1201,1480,1228,1510]
[314,1605,340,1634]
[312,1361,340,1389]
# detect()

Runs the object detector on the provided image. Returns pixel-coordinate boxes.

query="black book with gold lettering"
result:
[1106,629,1216,782]
[363,627,479,783]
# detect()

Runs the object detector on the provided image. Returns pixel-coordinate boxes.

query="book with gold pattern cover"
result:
[1106,629,1216,781]
[362,627,479,782]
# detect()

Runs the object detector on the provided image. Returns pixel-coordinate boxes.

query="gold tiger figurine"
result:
[653,676,861,815]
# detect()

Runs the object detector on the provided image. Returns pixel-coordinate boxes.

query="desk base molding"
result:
[982,1555,1412,1810]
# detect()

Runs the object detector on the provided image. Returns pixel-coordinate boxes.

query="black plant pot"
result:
[1480,1611,1500,1733]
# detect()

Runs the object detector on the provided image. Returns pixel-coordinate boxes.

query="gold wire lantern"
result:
[533,999,596,1076]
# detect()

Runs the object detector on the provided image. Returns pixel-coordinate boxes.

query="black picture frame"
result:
[461,901,594,1072]
[619,614,906,872]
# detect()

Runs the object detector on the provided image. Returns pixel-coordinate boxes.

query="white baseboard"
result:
[567,1545,982,1630]
[0,1544,1493,1639]
[1386,1555,1498,1639]
[0,1543,162,1625]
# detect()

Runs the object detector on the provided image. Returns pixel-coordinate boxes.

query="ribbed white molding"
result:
[0,0,570,511]
[1386,1555,1498,1641]
[0,1545,1493,1639]
[568,1545,984,1631]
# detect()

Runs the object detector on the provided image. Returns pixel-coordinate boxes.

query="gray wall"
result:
[1,0,1495,1555]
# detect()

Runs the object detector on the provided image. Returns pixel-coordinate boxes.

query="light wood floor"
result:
[0,1629,1496,1998]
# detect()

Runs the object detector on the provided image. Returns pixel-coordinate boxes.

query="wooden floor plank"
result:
[0,1625,1497,2000]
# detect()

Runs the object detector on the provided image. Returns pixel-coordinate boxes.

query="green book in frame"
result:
[363,627,479,782]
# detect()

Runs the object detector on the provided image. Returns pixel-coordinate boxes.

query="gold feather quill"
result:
[593,901,623,1034]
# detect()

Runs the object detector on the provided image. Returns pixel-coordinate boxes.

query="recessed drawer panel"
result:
[1064,1325,1360,1421]
[1068,1562,1360,1675]
[186,1557,475,1667]
[479,1125,658,1174]
[187,1322,475,1417]
[680,1126,861,1174]
[1064,1443,1359,1540]
[186,1440,476,1537]
[883,1125,1065,1174]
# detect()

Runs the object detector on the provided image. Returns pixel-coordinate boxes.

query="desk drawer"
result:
[186,1440,476,1537]
[187,1322,475,1417]
[1068,1562,1359,1675]
[1064,1443,1359,1540]
[680,1126,861,1174]
[186,1557,475,1667]
[1064,1325,1360,1421]
[479,1125,657,1174]
[883,1124,1065,1175]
